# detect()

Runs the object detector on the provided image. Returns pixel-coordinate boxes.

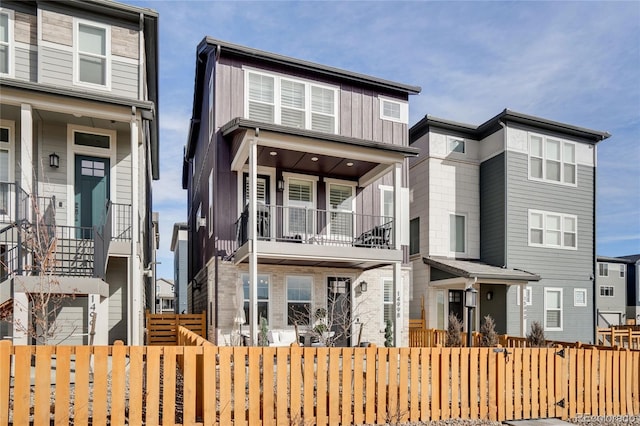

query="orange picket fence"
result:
[0,334,638,425]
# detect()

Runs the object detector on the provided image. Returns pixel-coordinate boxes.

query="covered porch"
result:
[422,256,541,337]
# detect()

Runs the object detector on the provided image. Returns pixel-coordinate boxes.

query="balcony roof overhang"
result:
[234,240,402,270]
[222,118,418,187]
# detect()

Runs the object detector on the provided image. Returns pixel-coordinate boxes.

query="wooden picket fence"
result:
[0,337,639,425]
[145,310,206,345]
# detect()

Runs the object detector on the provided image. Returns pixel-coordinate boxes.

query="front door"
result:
[449,290,464,322]
[75,155,109,236]
[328,277,351,347]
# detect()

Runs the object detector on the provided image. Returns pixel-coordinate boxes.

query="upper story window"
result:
[379,96,408,124]
[245,69,338,134]
[448,137,465,154]
[598,263,608,277]
[0,9,13,77]
[74,20,110,89]
[450,213,466,254]
[574,288,587,307]
[619,264,625,278]
[380,186,394,221]
[529,134,576,185]
[409,217,420,255]
[544,288,563,331]
[0,121,14,217]
[529,209,577,250]
[599,286,614,297]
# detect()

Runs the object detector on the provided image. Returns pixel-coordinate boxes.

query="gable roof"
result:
[410,109,611,144]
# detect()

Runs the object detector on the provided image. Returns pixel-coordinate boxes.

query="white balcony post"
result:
[393,162,403,346]
[130,111,141,345]
[248,139,258,345]
[20,104,33,202]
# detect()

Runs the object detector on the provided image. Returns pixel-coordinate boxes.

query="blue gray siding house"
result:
[0,0,159,345]
[409,110,609,343]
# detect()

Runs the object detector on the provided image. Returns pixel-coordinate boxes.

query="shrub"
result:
[445,314,463,347]
[384,319,394,347]
[480,315,499,347]
[526,321,547,347]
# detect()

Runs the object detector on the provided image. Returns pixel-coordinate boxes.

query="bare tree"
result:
[445,313,464,347]
[0,197,79,344]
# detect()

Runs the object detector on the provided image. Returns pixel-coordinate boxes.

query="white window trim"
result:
[528,132,577,187]
[283,172,318,237]
[73,18,111,90]
[449,212,467,256]
[0,8,15,78]
[286,275,314,327]
[574,288,587,307]
[598,263,609,277]
[447,136,466,154]
[379,184,393,220]
[0,119,15,221]
[544,287,563,331]
[382,277,394,329]
[516,285,533,306]
[208,169,213,237]
[241,273,271,326]
[599,285,614,297]
[378,95,408,124]
[325,178,356,239]
[208,73,214,142]
[243,67,340,134]
[66,124,117,226]
[528,209,578,250]
[620,264,625,278]
[237,166,276,213]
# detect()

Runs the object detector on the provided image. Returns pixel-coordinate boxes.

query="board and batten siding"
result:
[107,257,128,343]
[505,149,595,342]
[480,152,506,266]
[37,121,69,226]
[115,130,132,205]
[14,11,37,46]
[214,57,408,147]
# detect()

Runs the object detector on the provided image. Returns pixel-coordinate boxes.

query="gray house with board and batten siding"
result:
[183,37,420,346]
[0,0,159,345]
[409,110,609,343]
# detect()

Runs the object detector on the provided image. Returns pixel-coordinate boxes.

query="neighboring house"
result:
[183,37,420,346]
[170,222,188,314]
[155,278,175,314]
[0,0,159,345]
[409,110,609,343]
[619,254,640,325]
[595,256,632,327]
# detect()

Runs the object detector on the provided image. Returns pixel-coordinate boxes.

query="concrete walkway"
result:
[504,420,574,425]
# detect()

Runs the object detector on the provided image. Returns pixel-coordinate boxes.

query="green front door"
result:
[75,155,109,237]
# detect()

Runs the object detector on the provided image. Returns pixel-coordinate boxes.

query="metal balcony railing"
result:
[235,204,394,249]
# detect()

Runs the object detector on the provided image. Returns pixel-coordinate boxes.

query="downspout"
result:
[138,13,144,100]
[214,43,221,340]
[592,140,599,343]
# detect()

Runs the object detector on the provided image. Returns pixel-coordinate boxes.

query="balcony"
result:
[233,204,401,269]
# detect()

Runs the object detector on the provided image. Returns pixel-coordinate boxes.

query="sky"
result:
[129,0,640,281]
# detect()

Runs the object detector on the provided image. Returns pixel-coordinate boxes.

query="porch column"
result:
[20,104,33,199]
[248,139,258,344]
[393,162,402,250]
[393,162,403,346]
[519,283,526,337]
[12,292,29,345]
[130,111,141,345]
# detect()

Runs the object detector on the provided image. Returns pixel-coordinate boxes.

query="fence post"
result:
[0,339,12,424]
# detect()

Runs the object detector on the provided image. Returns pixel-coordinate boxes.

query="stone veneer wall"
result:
[209,260,411,347]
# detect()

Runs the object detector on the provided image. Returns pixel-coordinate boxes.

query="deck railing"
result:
[235,204,393,249]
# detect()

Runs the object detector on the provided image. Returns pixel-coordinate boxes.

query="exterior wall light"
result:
[359,281,368,292]
[49,152,60,168]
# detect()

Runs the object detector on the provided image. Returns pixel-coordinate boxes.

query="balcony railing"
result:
[235,204,394,249]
